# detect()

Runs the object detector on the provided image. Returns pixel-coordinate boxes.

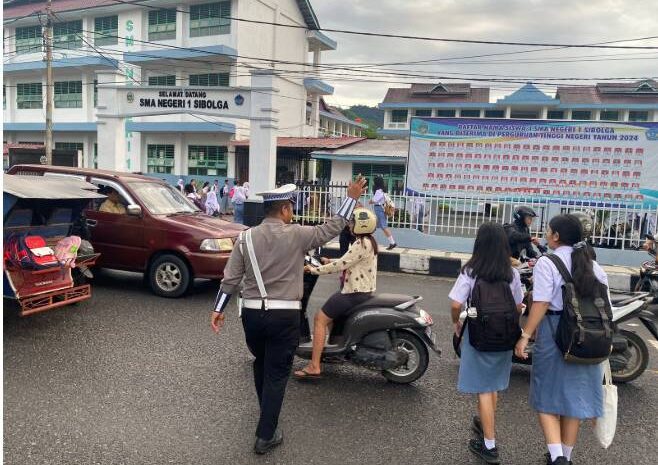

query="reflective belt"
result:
[242,299,301,310]
[245,229,269,310]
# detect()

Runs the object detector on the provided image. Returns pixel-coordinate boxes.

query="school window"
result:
[571,110,592,120]
[148,75,177,86]
[93,80,98,107]
[510,110,538,119]
[93,143,98,169]
[414,109,432,117]
[148,9,177,41]
[16,83,42,109]
[54,81,83,108]
[15,25,41,54]
[305,101,313,125]
[460,109,481,118]
[352,163,406,195]
[187,145,228,176]
[547,110,564,119]
[628,111,649,122]
[599,110,619,121]
[94,15,118,46]
[484,110,505,118]
[391,110,408,123]
[190,1,231,37]
[53,20,83,49]
[188,73,230,87]
[436,109,456,117]
[55,142,84,154]
[147,144,175,174]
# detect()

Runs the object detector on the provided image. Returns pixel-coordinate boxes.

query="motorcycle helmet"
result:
[570,211,594,238]
[351,208,377,235]
[513,206,537,223]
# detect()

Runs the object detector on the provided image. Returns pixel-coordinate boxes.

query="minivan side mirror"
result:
[126,204,142,216]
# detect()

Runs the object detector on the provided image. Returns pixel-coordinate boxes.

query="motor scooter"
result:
[296,255,441,384]
[635,234,658,304]
[453,291,657,383]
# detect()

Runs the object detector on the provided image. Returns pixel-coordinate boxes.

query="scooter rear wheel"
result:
[612,330,649,384]
[383,331,429,384]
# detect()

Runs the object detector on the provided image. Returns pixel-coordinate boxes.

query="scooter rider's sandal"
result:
[293,368,323,380]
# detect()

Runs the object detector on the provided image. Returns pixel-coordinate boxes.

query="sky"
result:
[311,0,658,108]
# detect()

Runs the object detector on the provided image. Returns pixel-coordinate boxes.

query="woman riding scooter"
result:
[294,208,378,379]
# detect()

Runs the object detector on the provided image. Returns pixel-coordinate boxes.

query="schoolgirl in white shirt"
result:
[515,214,609,465]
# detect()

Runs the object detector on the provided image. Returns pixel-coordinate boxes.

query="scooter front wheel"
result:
[383,331,429,384]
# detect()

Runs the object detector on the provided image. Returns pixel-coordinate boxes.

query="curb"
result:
[321,243,640,292]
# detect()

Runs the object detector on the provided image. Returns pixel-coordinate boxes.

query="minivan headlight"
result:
[200,238,233,252]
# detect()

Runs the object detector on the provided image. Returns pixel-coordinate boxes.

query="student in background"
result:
[368,176,397,250]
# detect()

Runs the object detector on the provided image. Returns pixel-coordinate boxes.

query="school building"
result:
[312,80,658,189]
[2,0,364,181]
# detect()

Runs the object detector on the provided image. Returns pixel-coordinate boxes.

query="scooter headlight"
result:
[415,309,433,326]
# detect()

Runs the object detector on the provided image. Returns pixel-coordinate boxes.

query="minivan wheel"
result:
[149,254,191,298]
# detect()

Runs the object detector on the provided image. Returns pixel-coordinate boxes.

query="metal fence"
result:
[292,183,657,250]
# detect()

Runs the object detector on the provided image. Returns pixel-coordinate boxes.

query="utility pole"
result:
[44,0,53,164]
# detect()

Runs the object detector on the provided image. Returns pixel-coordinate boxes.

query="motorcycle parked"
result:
[635,234,658,304]
[453,291,656,383]
[296,255,441,384]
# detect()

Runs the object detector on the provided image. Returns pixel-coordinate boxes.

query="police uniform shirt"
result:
[214,194,357,311]
[532,245,609,312]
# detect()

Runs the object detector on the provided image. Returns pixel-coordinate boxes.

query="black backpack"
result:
[467,278,521,352]
[546,254,613,364]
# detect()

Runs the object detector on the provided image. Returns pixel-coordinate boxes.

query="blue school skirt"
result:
[458,329,513,394]
[530,314,603,419]
[373,204,388,229]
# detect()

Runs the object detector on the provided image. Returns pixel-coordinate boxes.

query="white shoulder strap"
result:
[244,229,269,308]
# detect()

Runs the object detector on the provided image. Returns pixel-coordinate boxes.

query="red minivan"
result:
[8,165,246,298]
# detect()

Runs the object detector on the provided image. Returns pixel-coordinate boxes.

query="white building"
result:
[3,0,364,181]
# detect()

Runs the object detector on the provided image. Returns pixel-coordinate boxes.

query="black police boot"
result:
[254,428,283,455]
[468,438,500,465]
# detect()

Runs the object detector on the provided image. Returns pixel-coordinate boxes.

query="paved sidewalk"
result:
[322,241,639,291]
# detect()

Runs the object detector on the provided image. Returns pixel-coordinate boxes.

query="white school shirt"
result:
[448,268,524,306]
[532,245,609,312]
[372,189,385,206]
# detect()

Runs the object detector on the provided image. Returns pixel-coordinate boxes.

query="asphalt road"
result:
[4,270,658,465]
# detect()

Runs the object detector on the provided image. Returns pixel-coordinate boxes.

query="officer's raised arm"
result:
[211,234,245,333]
[298,177,366,251]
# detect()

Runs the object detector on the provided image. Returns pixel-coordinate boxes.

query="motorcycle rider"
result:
[294,208,379,379]
[507,206,541,260]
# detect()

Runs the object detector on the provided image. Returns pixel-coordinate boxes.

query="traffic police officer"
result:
[210,178,366,454]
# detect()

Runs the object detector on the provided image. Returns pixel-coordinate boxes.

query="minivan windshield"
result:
[128,181,199,215]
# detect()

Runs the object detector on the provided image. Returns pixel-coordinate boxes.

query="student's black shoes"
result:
[468,438,500,464]
[386,243,397,250]
[254,428,283,454]
[545,454,572,465]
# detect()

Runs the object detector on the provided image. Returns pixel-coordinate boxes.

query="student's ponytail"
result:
[548,214,598,297]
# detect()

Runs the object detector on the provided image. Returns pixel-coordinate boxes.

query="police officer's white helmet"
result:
[351,208,377,235]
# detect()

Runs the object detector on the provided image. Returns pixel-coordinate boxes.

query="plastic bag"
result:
[594,360,618,449]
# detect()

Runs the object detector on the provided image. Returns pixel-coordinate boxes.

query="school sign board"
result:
[407,118,658,206]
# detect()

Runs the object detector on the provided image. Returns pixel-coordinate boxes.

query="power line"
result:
[105,0,658,50]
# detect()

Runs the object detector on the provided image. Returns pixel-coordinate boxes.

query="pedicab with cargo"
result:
[3,174,103,316]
